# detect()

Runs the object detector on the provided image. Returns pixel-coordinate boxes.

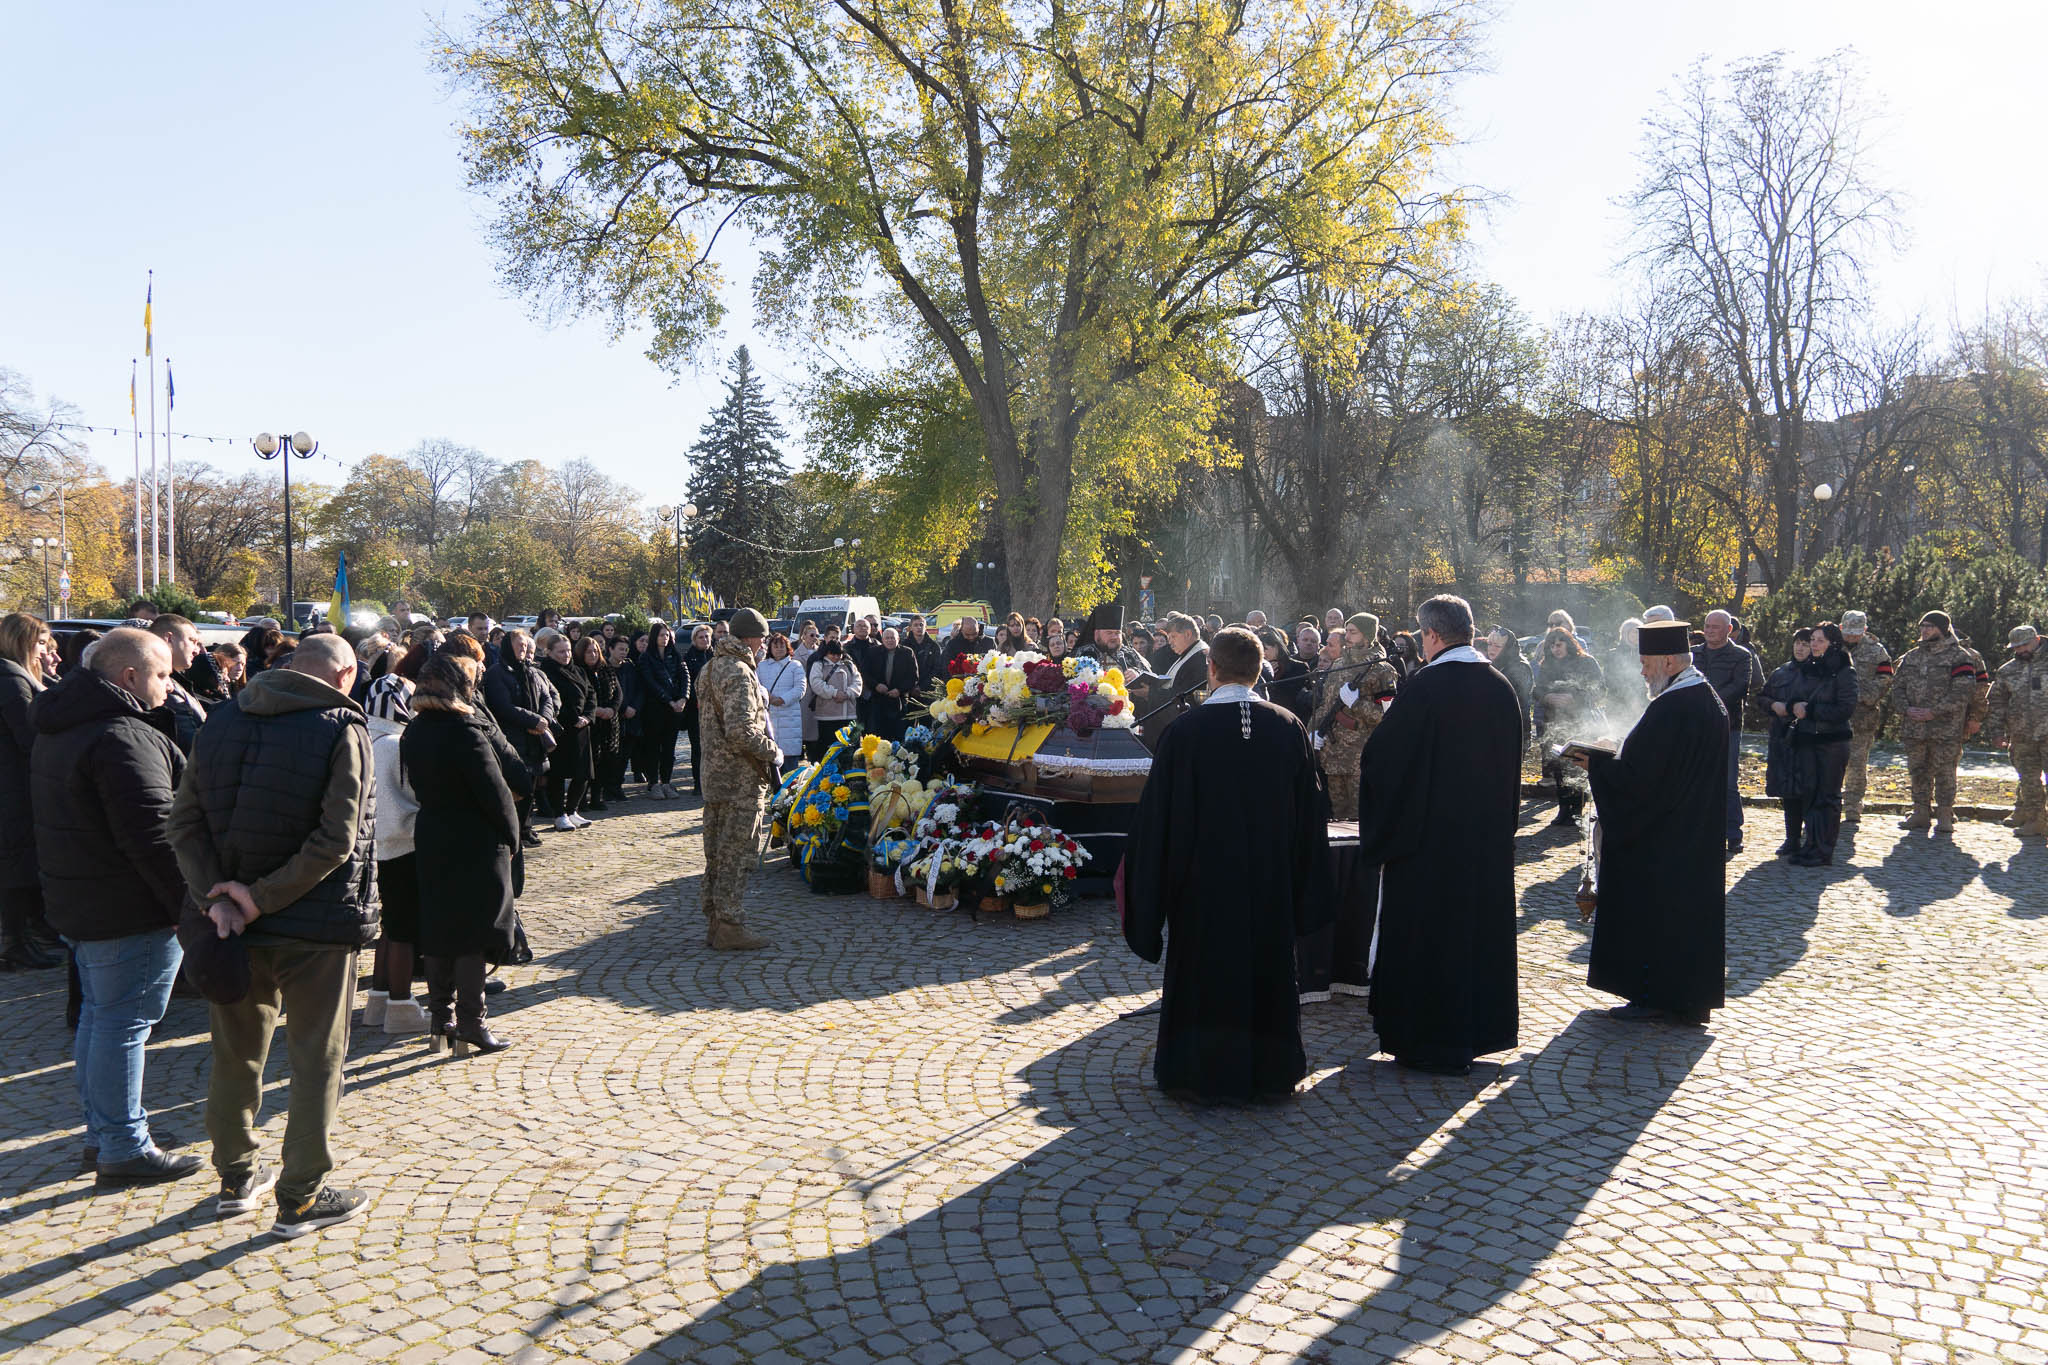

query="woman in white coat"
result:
[759,632,809,764]
[805,639,862,761]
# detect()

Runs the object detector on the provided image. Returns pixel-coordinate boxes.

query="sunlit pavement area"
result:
[3,797,2045,1364]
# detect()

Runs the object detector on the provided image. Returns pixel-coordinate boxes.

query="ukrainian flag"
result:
[328,550,350,626]
[685,576,719,617]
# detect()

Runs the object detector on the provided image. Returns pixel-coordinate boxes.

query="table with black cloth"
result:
[1295,821,1377,1003]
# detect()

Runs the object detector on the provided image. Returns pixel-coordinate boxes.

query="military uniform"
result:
[1309,644,1400,820]
[1840,633,1894,822]
[1987,628,2048,832]
[1887,624,1983,830]
[697,631,782,945]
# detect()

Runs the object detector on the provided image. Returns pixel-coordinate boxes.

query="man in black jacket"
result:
[168,633,378,1238]
[484,629,556,841]
[1691,609,1767,856]
[146,613,210,754]
[31,627,204,1187]
[902,616,945,700]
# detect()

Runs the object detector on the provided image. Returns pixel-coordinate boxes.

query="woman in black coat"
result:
[635,623,690,798]
[680,625,715,795]
[403,653,520,1055]
[612,636,644,792]
[577,635,624,808]
[1760,629,1814,857]
[1,613,63,970]
[538,632,595,829]
[483,629,557,839]
[1767,622,1858,867]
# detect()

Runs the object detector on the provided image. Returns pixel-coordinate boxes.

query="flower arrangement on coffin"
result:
[925,650,1136,738]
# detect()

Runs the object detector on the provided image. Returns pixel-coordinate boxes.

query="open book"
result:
[1551,737,1619,761]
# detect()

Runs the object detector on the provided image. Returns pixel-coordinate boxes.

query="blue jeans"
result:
[1726,730,1744,841]
[67,928,182,1163]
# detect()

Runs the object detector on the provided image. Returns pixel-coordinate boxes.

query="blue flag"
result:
[328,550,350,625]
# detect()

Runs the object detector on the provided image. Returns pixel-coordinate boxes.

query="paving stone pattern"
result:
[3,798,2046,1364]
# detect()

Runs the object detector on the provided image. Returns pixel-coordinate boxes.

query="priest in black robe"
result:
[1354,594,1525,1076]
[1124,628,1332,1103]
[1577,620,1727,1026]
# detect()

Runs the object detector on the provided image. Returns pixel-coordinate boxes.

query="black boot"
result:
[0,902,62,971]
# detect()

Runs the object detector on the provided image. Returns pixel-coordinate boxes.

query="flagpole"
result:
[131,360,145,597]
[164,358,176,584]
[146,270,159,589]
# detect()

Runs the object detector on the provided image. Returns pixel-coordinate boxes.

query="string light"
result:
[47,421,352,467]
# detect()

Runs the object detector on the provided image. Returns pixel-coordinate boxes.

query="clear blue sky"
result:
[3,1,2042,504]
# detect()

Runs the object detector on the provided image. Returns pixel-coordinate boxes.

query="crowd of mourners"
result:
[0,584,2021,1234]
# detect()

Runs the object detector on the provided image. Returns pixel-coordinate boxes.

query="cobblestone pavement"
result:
[3,795,2046,1365]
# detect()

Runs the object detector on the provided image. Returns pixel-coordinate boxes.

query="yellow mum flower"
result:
[946,678,966,698]
[1104,668,1124,687]
[831,784,853,803]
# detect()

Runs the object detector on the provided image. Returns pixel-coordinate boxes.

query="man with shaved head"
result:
[32,628,202,1187]
[169,628,379,1237]
[1691,608,1765,857]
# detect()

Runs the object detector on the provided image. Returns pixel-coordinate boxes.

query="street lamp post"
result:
[654,503,698,621]
[30,537,53,619]
[252,430,319,623]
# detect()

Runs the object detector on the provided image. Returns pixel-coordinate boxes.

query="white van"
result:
[794,595,882,633]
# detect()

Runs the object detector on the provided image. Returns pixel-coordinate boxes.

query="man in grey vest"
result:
[168,633,378,1238]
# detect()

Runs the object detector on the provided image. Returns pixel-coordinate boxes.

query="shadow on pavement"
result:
[619,1012,1710,1363]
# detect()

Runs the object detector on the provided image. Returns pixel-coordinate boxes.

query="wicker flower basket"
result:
[915,887,957,910]
[977,895,1005,915]
[1013,901,1051,920]
[868,869,902,900]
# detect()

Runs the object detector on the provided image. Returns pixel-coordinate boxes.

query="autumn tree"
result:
[442,0,1477,612]
[1627,51,1900,588]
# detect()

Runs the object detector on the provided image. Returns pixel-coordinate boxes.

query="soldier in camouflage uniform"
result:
[1309,613,1401,820]
[697,608,783,950]
[1887,610,1987,833]
[1838,610,1894,825]
[1987,625,2048,834]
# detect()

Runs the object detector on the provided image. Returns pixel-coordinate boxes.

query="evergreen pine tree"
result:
[686,347,793,608]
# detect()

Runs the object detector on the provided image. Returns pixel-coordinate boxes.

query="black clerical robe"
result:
[864,646,919,740]
[1585,677,1728,1016]
[1124,694,1332,1101]
[1354,653,1523,1065]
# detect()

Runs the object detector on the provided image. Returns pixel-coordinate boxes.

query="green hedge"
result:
[1744,540,2048,666]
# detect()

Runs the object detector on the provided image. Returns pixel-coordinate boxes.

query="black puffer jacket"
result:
[1,658,44,891]
[1791,648,1859,742]
[29,668,187,939]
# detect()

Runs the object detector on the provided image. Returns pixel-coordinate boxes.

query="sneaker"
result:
[218,1161,280,1215]
[361,989,389,1028]
[568,814,592,829]
[96,1146,205,1188]
[553,815,577,832]
[272,1186,369,1239]
[382,998,430,1034]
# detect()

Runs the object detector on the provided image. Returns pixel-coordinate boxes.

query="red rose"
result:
[1030,839,1045,851]
[1064,867,1077,878]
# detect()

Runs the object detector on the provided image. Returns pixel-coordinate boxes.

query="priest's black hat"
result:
[1085,601,1124,635]
[1638,621,1691,655]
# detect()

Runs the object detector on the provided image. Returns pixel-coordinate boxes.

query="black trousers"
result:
[682,709,702,791]
[1799,739,1851,857]
[644,712,679,783]
[547,773,588,817]
[425,954,488,1031]
[596,750,627,796]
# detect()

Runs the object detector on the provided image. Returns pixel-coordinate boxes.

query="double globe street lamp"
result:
[252,430,318,623]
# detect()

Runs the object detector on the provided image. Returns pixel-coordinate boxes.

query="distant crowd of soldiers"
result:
[1839,608,2045,833]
